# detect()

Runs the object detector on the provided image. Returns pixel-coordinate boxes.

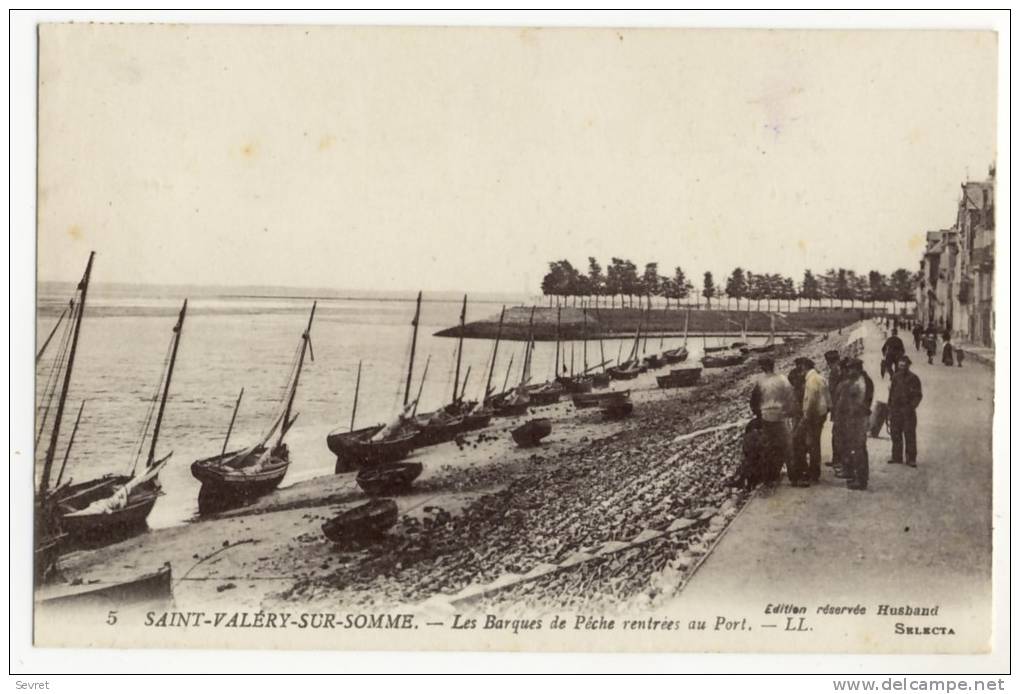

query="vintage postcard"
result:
[31,22,1000,656]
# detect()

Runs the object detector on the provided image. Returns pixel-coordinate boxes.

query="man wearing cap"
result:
[888,355,923,467]
[749,356,796,488]
[881,328,906,379]
[800,357,831,483]
[836,358,872,490]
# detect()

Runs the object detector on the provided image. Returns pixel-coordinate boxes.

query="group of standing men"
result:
[737,330,923,492]
[738,351,874,492]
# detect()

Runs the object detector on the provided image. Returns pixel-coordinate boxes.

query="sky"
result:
[38,25,997,293]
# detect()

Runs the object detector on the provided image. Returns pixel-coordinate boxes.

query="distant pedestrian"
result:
[955,346,965,367]
[888,356,923,467]
[836,358,872,490]
[912,324,923,351]
[800,358,830,483]
[942,335,956,366]
[749,356,795,488]
[923,333,937,364]
[881,328,905,379]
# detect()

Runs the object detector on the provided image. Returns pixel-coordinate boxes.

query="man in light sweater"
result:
[749,356,796,488]
[800,358,831,484]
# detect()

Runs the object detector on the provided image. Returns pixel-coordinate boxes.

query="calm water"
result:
[36,286,717,529]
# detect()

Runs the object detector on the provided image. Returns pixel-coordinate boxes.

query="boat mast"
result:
[221,388,245,457]
[349,361,362,432]
[459,366,472,402]
[146,299,188,467]
[403,291,422,407]
[452,294,466,403]
[520,306,536,384]
[554,306,561,378]
[684,309,690,347]
[277,301,315,448]
[582,307,589,373]
[54,400,86,487]
[40,251,94,495]
[501,353,515,392]
[483,306,505,402]
[412,355,431,416]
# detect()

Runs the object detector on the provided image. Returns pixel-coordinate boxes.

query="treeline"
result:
[541,258,918,312]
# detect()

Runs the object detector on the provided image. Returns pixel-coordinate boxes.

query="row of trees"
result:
[540,258,917,312]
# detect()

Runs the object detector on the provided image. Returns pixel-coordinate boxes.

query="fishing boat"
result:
[511,418,552,447]
[572,389,630,409]
[743,314,778,353]
[599,390,634,419]
[329,424,417,473]
[322,499,399,545]
[656,366,702,388]
[37,252,188,549]
[356,461,423,496]
[415,295,488,446]
[192,303,315,513]
[328,293,425,469]
[662,346,688,364]
[36,562,172,613]
[702,349,746,368]
[608,317,645,380]
[35,252,96,573]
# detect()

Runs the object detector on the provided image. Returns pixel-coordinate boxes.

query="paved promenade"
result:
[671,321,994,654]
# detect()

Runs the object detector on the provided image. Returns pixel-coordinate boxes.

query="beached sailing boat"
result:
[662,308,690,364]
[191,302,314,512]
[326,293,421,468]
[556,307,594,394]
[744,314,777,353]
[58,300,187,539]
[607,315,643,381]
[35,253,94,580]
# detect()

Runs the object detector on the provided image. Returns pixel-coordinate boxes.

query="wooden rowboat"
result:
[591,372,611,389]
[322,499,399,545]
[36,562,172,613]
[356,461,423,496]
[511,418,552,447]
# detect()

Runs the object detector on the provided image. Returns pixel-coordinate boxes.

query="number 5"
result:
[106,610,118,625]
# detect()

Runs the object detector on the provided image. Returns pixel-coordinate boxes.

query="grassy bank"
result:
[435,306,867,341]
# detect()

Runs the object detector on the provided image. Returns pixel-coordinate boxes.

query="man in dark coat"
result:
[881,328,905,379]
[912,323,923,351]
[824,350,844,470]
[888,355,923,467]
[837,358,872,490]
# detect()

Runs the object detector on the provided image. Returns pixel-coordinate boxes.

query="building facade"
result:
[914,167,995,348]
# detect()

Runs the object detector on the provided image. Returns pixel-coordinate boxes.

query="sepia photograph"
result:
[16,12,1007,673]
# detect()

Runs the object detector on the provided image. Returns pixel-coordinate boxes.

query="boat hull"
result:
[191,446,290,514]
[55,474,161,543]
[702,352,747,368]
[662,348,689,364]
[327,425,416,472]
[511,418,552,447]
[37,563,172,614]
[657,368,702,388]
[356,461,423,496]
[322,499,399,545]
[607,366,640,380]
